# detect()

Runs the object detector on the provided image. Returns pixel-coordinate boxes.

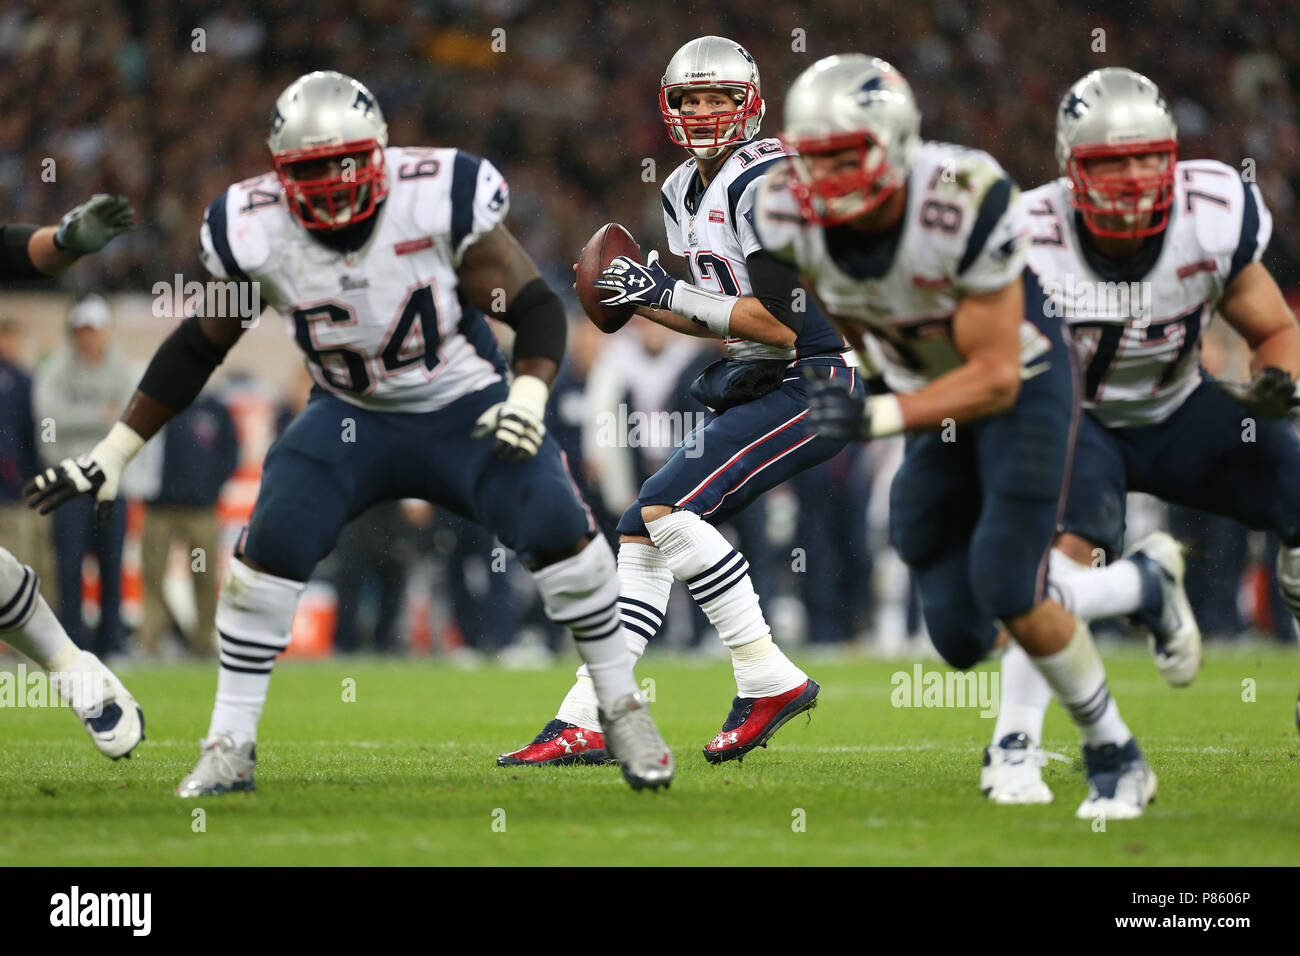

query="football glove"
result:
[472,375,548,462]
[807,377,870,442]
[23,423,144,522]
[54,194,137,256]
[1212,366,1300,419]
[594,250,677,310]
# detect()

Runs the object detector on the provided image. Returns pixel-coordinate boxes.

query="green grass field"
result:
[2,646,1298,866]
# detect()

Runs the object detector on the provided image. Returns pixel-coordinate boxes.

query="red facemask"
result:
[781,130,899,226]
[272,139,389,230]
[1066,140,1177,239]
[660,82,762,152]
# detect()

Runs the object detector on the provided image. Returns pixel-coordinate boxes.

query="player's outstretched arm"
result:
[459,224,565,461]
[1212,261,1300,416]
[24,307,250,518]
[27,195,137,276]
[897,277,1024,430]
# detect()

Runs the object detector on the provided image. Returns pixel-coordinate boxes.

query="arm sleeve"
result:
[449,152,510,266]
[0,225,44,281]
[952,178,1028,296]
[745,249,804,333]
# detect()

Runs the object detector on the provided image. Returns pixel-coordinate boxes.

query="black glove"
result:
[1212,367,1300,419]
[806,375,870,443]
[23,454,111,523]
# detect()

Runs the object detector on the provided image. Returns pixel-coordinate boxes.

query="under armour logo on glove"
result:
[593,250,677,311]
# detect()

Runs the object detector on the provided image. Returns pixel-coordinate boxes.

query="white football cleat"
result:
[54,651,145,760]
[1127,531,1201,687]
[1075,738,1157,821]
[980,732,1055,805]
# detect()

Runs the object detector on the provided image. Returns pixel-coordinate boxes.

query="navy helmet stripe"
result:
[450,150,484,251]
[726,157,781,224]
[661,191,679,225]
[1228,179,1262,286]
[205,193,248,282]
[957,176,1014,276]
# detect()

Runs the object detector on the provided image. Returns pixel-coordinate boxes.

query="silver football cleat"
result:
[598,691,673,791]
[1127,531,1201,687]
[174,733,256,798]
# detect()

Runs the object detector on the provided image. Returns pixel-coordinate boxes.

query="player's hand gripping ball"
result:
[574,223,642,333]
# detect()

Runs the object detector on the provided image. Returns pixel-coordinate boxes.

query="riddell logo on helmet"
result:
[684,71,717,79]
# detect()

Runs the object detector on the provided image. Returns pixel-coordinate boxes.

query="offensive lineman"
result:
[983,67,1300,804]
[0,194,145,758]
[756,54,1154,818]
[25,72,674,794]
[499,37,856,768]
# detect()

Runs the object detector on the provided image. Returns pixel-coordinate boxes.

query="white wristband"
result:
[865,394,905,438]
[671,281,736,337]
[91,421,146,470]
[508,374,550,418]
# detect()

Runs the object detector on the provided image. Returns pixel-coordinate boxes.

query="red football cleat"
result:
[497,719,615,767]
[703,679,820,764]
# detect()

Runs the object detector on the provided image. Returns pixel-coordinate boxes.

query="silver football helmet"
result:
[781,54,921,225]
[660,36,765,160]
[267,71,390,230]
[1055,67,1178,238]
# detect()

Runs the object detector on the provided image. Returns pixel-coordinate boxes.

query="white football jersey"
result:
[200,147,511,413]
[754,141,1042,394]
[1023,159,1272,428]
[661,137,844,361]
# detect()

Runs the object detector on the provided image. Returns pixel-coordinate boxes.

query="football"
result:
[575,222,642,333]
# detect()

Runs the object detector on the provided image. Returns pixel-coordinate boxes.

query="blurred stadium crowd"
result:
[1,0,1298,661]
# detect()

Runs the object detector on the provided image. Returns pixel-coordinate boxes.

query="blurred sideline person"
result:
[986,69,1300,801]
[138,392,239,656]
[759,55,1154,818]
[0,194,144,759]
[26,72,673,794]
[32,294,136,659]
[0,317,55,608]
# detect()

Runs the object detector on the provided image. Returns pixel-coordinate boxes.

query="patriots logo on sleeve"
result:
[487,182,508,213]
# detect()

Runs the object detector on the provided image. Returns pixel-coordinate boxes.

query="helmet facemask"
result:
[273,139,389,231]
[661,82,763,160]
[783,130,902,226]
[1067,140,1177,239]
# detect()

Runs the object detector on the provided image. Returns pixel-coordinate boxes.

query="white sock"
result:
[0,548,78,669]
[1026,616,1131,746]
[646,510,804,696]
[992,640,1052,746]
[208,558,304,747]
[1047,549,1145,621]
[561,542,672,729]
[533,535,638,713]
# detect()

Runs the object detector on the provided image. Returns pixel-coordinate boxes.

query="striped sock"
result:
[646,511,769,649]
[534,536,637,710]
[207,558,304,747]
[1027,616,1130,746]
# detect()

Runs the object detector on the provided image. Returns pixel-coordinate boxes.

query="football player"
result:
[499,36,856,768]
[1,194,145,759]
[24,72,673,794]
[757,54,1154,818]
[983,67,1300,803]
